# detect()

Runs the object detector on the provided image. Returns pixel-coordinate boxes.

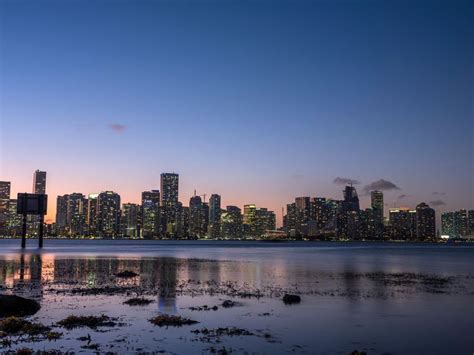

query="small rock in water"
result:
[115,270,139,278]
[221,300,236,308]
[0,295,41,317]
[282,294,301,304]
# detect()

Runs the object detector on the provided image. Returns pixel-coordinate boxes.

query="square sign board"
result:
[17,193,48,215]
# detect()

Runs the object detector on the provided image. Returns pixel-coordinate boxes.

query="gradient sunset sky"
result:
[0,0,472,225]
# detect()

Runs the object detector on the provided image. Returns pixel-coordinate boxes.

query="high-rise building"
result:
[141,190,160,238]
[0,181,10,200]
[122,203,139,238]
[389,207,417,240]
[56,195,69,234]
[0,182,11,234]
[67,193,88,236]
[160,173,179,235]
[6,199,22,236]
[468,210,474,235]
[284,203,297,235]
[189,194,203,237]
[97,191,121,237]
[160,173,179,207]
[442,212,455,237]
[371,191,384,222]
[416,202,436,240]
[221,206,242,239]
[243,204,275,238]
[33,170,47,194]
[208,194,221,239]
[295,197,311,235]
[87,194,99,235]
[337,185,360,238]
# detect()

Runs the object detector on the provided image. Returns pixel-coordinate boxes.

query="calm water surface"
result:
[0,239,473,354]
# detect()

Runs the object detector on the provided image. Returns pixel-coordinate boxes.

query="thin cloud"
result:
[363,179,400,194]
[429,199,446,206]
[333,177,360,185]
[398,194,411,199]
[109,123,127,133]
[432,192,446,196]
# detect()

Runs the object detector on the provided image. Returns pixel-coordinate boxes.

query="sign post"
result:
[17,193,48,249]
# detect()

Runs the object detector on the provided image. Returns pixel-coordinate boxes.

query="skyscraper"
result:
[337,185,360,239]
[87,194,99,235]
[122,203,139,238]
[416,202,436,240]
[160,173,179,207]
[0,181,10,200]
[208,194,221,239]
[0,181,11,234]
[389,207,416,240]
[221,206,243,239]
[160,173,179,235]
[97,191,121,237]
[189,194,203,237]
[56,195,69,234]
[33,170,47,194]
[67,193,88,236]
[371,191,384,222]
[141,190,160,238]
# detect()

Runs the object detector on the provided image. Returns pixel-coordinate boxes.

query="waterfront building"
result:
[389,207,417,240]
[221,206,243,239]
[141,190,160,238]
[160,173,179,234]
[208,194,221,239]
[33,170,47,194]
[122,203,139,238]
[87,194,99,235]
[416,202,436,240]
[97,191,121,237]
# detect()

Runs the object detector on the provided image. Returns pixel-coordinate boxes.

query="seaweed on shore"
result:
[123,297,154,306]
[149,314,198,327]
[57,315,118,330]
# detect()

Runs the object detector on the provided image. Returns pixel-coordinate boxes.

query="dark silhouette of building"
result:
[221,206,242,239]
[97,191,121,237]
[141,190,160,238]
[208,194,221,239]
[416,202,436,240]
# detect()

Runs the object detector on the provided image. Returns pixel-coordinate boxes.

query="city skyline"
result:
[2,169,472,227]
[1,0,472,227]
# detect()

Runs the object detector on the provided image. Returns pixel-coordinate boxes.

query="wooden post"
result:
[39,214,44,248]
[21,213,27,249]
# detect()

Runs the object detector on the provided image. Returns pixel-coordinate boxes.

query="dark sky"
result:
[1,0,472,224]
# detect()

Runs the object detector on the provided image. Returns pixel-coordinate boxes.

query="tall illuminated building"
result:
[295,197,311,235]
[208,194,221,239]
[416,202,436,240]
[33,170,47,194]
[441,212,455,237]
[141,190,160,238]
[0,181,11,234]
[87,194,99,235]
[189,194,203,237]
[469,210,474,235]
[371,191,384,222]
[67,193,88,236]
[0,181,10,200]
[221,206,242,239]
[122,203,139,238]
[160,173,179,234]
[97,191,121,237]
[55,195,69,234]
[160,173,179,207]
